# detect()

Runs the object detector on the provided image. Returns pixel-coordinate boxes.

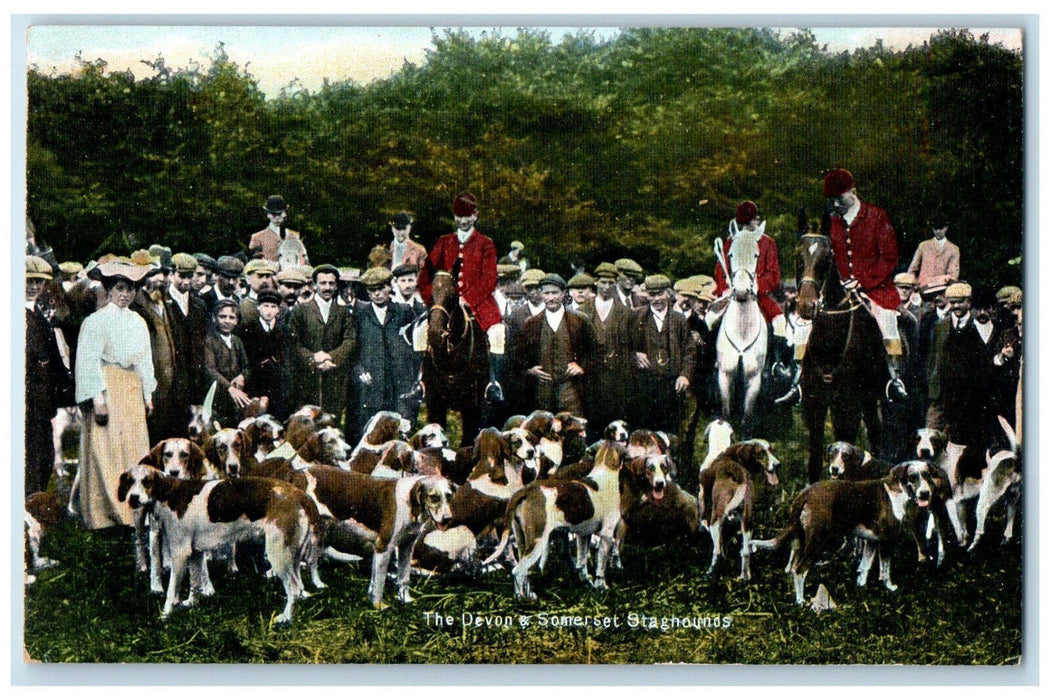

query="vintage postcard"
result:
[15,16,1031,684]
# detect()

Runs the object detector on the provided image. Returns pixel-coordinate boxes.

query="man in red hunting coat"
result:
[713,200,784,324]
[778,168,907,405]
[417,191,505,401]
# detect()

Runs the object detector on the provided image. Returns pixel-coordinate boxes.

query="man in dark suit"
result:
[514,273,597,418]
[627,274,696,434]
[286,264,357,422]
[580,262,633,440]
[25,256,75,495]
[201,256,243,316]
[927,283,994,446]
[347,267,424,442]
[240,289,291,420]
[166,253,208,433]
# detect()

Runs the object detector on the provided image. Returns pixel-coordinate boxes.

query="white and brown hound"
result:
[751,462,929,605]
[699,419,734,472]
[117,465,320,625]
[286,466,454,607]
[483,440,626,599]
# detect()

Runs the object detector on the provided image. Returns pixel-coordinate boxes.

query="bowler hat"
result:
[453,192,477,217]
[823,169,855,197]
[392,212,413,229]
[264,195,288,214]
[930,212,949,229]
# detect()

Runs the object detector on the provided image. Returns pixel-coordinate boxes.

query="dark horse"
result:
[422,270,489,448]
[795,234,888,483]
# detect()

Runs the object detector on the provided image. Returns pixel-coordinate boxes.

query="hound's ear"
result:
[148,441,165,467]
[825,444,835,462]
[862,451,873,464]
[202,435,218,467]
[117,472,131,502]
[409,480,425,521]
[242,422,259,454]
[297,434,319,464]
[188,442,206,478]
[629,456,647,476]
[889,463,908,486]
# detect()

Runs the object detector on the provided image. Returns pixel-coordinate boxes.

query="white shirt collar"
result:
[527,300,544,317]
[954,312,971,328]
[545,305,565,331]
[935,237,947,249]
[456,228,475,245]
[168,284,189,312]
[315,295,333,321]
[843,199,862,226]
[595,295,613,320]
[268,222,282,235]
[372,301,389,322]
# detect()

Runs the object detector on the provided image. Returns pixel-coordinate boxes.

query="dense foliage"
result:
[27,28,1024,288]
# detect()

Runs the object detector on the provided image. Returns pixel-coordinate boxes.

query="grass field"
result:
[21,407,1024,666]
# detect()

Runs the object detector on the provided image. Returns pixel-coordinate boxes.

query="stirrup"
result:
[885,378,908,402]
[774,384,802,406]
[485,381,504,402]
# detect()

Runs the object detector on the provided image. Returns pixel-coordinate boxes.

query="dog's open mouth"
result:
[915,494,931,508]
[766,471,780,487]
[652,484,665,501]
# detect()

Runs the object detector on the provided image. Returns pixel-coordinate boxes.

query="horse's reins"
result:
[427,273,476,376]
[798,237,867,383]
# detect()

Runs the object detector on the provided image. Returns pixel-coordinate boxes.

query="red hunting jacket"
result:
[829,202,901,310]
[417,230,502,332]
[714,233,783,322]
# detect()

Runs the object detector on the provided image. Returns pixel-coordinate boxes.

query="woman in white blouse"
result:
[75,258,157,529]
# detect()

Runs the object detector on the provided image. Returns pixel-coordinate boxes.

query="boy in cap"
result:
[240,289,291,420]
[239,259,278,329]
[205,299,256,428]
[778,169,908,404]
[567,272,596,313]
[250,194,309,268]
[389,211,427,271]
[166,253,209,430]
[417,192,505,402]
[908,212,960,290]
[25,256,75,495]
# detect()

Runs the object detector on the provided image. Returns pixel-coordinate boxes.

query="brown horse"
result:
[422,270,489,448]
[795,234,888,483]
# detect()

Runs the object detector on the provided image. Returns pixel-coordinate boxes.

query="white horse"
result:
[714,222,767,435]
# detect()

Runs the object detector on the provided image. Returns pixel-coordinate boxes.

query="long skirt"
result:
[78,365,149,529]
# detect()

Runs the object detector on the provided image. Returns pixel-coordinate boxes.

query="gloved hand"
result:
[843,277,860,292]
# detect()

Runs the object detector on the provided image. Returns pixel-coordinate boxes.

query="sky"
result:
[24,23,1025,98]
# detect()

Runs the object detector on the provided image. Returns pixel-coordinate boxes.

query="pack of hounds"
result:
[25,406,1021,625]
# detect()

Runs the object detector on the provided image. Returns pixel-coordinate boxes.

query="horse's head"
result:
[727,224,762,301]
[794,234,837,320]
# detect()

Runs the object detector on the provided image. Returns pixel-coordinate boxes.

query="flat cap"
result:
[497,263,522,279]
[510,240,525,251]
[58,261,83,276]
[216,256,244,276]
[338,267,361,283]
[361,266,394,288]
[996,285,1022,303]
[945,282,972,299]
[276,267,308,286]
[257,290,282,306]
[614,258,644,277]
[193,253,217,272]
[643,274,672,292]
[26,255,54,280]
[893,272,918,286]
[567,273,596,289]
[823,169,855,197]
[243,259,277,276]
[172,252,198,273]
[539,273,567,290]
[519,268,547,288]
[312,264,340,280]
[391,263,419,278]
[593,262,619,280]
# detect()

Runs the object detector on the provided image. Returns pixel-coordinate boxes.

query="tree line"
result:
[27,27,1024,289]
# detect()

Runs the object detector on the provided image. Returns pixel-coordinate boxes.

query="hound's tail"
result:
[749,516,801,554]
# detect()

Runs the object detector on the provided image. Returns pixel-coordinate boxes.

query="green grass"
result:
[23,407,1023,665]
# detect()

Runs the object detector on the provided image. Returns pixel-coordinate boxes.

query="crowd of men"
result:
[25,183,1024,498]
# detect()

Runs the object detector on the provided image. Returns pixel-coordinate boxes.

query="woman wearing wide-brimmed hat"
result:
[75,257,157,529]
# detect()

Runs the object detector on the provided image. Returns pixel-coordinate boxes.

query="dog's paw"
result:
[200,583,216,597]
[150,581,165,595]
[36,557,59,570]
[592,577,609,591]
[884,581,898,592]
[273,614,292,628]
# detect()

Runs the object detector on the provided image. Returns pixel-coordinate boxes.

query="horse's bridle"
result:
[797,234,864,317]
[427,271,476,374]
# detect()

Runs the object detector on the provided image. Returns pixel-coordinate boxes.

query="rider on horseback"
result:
[706,201,793,381]
[775,169,909,405]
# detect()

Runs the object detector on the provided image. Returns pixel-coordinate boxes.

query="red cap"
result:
[823,169,855,197]
[453,192,477,217]
[735,200,758,225]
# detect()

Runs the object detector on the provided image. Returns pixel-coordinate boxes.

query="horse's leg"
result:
[861,398,883,459]
[831,392,861,445]
[802,394,829,484]
[717,361,734,423]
